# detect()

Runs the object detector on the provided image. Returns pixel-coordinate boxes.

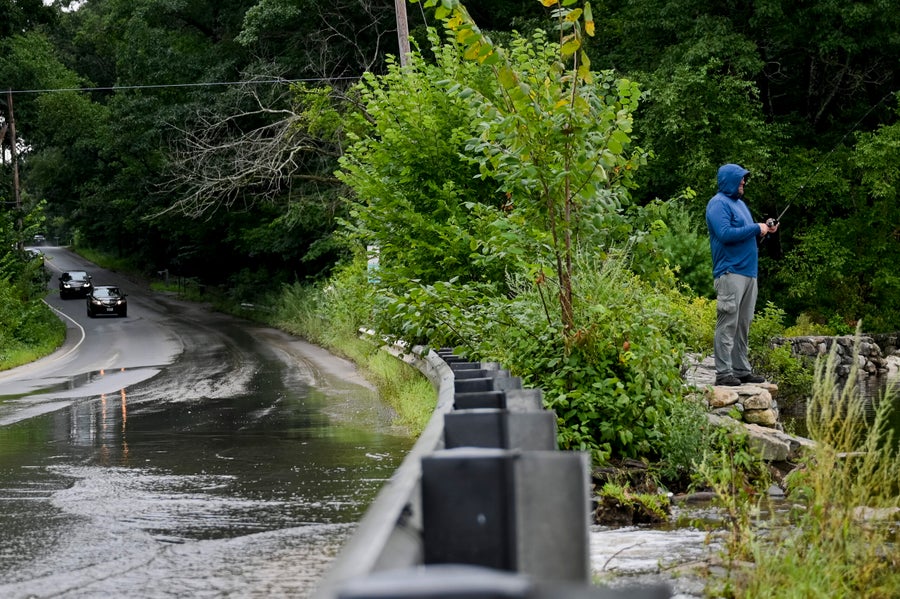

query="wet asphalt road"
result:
[0,248,414,598]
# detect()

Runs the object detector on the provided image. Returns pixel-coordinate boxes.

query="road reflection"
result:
[0,319,414,598]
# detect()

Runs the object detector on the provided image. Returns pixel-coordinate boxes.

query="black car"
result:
[59,270,93,299]
[86,285,127,317]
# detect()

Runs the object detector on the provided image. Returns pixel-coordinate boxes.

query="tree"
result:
[0,0,56,39]
[777,97,900,331]
[412,0,646,339]
[337,39,507,288]
[236,0,400,77]
[337,4,686,460]
[161,79,343,217]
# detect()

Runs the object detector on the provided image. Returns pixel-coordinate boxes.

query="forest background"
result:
[3,0,900,466]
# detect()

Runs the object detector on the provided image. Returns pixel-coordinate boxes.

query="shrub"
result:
[655,395,713,487]
[748,301,813,400]
[267,256,435,435]
[783,312,838,337]
[384,251,691,464]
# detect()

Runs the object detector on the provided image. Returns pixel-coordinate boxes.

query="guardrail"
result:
[312,344,671,599]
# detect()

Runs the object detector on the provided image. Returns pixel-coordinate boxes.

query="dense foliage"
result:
[0,201,65,370]
[1,0,898,328]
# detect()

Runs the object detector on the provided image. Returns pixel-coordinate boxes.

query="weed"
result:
[706,331,900,598]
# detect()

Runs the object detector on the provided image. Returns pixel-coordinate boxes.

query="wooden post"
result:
[394,0,411,66]
[6,90,21,210]
[0,121,8,167]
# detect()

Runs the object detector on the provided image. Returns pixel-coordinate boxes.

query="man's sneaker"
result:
[739,373,766,384]
[715,375,742,386]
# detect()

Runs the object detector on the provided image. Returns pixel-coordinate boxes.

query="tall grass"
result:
[708,333,900,598]
[269,261,436,436]
[0,287,66,372]
[74,246,141,276]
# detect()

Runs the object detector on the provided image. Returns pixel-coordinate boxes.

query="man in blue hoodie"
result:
[706,163,778,386]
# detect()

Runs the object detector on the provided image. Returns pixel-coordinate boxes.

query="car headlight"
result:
[91,298,102,305]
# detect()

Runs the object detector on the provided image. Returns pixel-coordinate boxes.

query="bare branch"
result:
[156,76,344,219]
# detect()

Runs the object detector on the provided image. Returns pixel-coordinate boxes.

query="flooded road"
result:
[0,249,414,598]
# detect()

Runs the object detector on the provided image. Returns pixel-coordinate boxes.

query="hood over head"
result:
[717,163,749,199]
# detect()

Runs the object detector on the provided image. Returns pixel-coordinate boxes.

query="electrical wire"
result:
[4,76,362,96]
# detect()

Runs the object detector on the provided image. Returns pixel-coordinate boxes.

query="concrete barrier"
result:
[422,447,591,581]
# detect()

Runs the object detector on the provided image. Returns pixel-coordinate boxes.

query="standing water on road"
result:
[0,340,414,598]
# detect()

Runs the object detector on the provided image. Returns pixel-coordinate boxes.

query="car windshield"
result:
[95,287,122,298]
[68,272,89,281]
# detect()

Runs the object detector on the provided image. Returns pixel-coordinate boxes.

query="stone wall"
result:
[681,333,900,462]
[771,335,889,378]
[871,332,900,356]
[705,382,780,427]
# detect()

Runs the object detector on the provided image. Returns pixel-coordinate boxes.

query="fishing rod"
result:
[761,89,897,240]
[765,203,791,229]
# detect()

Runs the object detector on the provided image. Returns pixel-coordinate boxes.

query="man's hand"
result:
[759,219,779,236]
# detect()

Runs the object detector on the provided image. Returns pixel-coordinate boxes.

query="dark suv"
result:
[59,270,93,299]
[86,286,128,317]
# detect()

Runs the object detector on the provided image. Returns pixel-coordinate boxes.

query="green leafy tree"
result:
[582,0,900,329]
[337,37,508,289]
[414,0,647,338]
[338,1,688,461]
[0,0,56,39]
[778,98,900,331]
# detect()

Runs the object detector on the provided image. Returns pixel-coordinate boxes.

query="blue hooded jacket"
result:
[705,163,759,279]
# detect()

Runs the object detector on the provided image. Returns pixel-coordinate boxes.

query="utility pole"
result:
[394,0,411,66]
[6,90,21,211]
[5,90,22,247]
[0,121,7,167]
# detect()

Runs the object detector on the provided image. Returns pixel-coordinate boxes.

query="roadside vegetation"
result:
[0,202,64,372]
[702,339,900,598]
[269,258,436,434]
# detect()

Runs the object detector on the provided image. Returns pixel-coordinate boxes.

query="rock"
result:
[750,436,790,461]
[686,356,817,461]
[745,422,815,461]
[708,413,813,461]
[767,484,786,498]
[739,387,773,410]
[852,506,900,523]
[711,405,742,418]
[706,387,739,408]
[672,491,717,505]
[743,408,778,426]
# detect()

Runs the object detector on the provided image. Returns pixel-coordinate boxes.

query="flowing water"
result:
[0,346,414,598]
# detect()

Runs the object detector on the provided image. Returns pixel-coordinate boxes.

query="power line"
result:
[5,76,361,95]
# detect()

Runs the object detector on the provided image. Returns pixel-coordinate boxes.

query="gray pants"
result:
[713,273,757,378]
